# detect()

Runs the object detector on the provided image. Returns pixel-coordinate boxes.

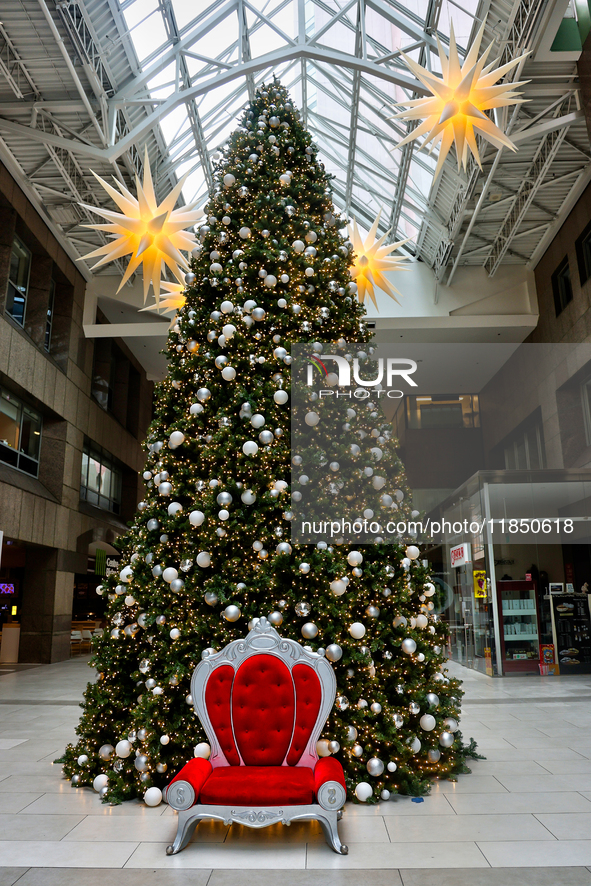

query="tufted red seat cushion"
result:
[199,765,315,806]
[232,654,295,765]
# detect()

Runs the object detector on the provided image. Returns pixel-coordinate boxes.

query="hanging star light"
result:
[79,148,203,301]
[394,21,528,180]
[140,279,187,326]
[348,210,410,309]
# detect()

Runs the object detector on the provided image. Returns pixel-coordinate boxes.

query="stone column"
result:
[19,546,81,663]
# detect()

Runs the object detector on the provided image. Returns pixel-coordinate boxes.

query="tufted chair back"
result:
[191,618,335,769]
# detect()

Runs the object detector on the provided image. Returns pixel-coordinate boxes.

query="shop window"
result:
[0,387,42,476]
[80,441,122,514]
[576,220,591,286]
[44,279,55,352]
[6,237,32,327]
[552,256,573,316]
[406,394,480,429]
[504,422,545,470]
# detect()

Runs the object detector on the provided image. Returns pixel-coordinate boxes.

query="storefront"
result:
[425,470,591,676]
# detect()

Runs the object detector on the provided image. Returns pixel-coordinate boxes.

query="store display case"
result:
[497,580,541,673]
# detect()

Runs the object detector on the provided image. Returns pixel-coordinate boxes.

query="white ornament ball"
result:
[416,614,428,629]
[406,545,420,560]
[401,638,417,654]
[144,786,162,807]
[408,737,421,753]
[169,628,181,640]
[223,173,236,187]
[443,718,459,733]
[119,566,133,583]
[167,502,183,516]
[439,731,455,748]
[194,742,211,759]
[387,761,397,772]
[347,551,363,567]
[162,567,178,584]
[305,412,319,427]
[355,782,373,802]
[77,754,88,766]
[243,441,259,455]
[98,743,114,761]
[316,739,331,757]
[428,748,441,763]
[293,239,305,252]
[420,714,437,732]
[222,366,236,381]
[115,740,132,758]
[330,579,346,596]
[381,789,391,800]
[169,431,185,449]
[241,489,256,505]
[93,774,109,792]
[274,390,288,405]
[251,413,265,428]
[301,622,318,639]
[349,622,366,639]
[196,551,211,568]
[189,510,205,527]
[160,735,170,745]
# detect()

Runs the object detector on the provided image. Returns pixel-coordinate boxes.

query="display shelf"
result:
[504,633,538,641]
[502,608,536,616]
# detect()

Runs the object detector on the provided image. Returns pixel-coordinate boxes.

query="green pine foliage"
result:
[61,80,478,805]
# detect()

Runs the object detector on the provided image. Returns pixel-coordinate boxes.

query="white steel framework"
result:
[0,0,588,287]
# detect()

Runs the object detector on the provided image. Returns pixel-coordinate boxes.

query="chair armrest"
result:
[164,758,212,810]
[314,757,347,811]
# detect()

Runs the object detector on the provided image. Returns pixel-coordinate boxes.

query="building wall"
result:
[0,160,153,664]
[529,179,591,344]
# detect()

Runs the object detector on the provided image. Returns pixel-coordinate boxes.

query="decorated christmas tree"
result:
[62,80,478,805]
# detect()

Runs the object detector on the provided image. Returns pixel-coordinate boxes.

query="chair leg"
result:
[166,810,200,855]
[317,810,348,855]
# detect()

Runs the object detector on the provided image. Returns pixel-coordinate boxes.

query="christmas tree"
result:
[62,80,478,805]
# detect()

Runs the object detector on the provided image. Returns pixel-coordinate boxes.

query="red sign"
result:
[450,543,471,568]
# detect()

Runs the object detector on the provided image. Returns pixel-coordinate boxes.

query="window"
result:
[406,394,480,429]
[80,441,123,514]
[44,279,55,352]
[6,237,32,326]
[552,257,573,316]
[576,221,591,286]
[0,387,42,476]
[504,423,545,470]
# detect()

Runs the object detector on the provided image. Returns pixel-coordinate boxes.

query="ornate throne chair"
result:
[164,616,348,855]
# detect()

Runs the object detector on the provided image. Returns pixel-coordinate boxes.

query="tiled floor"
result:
[3,660,591,884]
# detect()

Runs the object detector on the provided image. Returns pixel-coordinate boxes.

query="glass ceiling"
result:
[116,0,481,246]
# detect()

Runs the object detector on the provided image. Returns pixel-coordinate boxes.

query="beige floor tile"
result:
[0,840,138,868]
[0,812,84,840]
[385,813,554,843]
[65,815,228,843]
[124,841,307,869]
[305,840,488,869]
[478,840,591,867]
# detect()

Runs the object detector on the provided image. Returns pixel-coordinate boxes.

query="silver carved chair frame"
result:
[165,617,348,855]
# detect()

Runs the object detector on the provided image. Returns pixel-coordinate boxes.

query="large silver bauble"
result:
[134,754,149,771]
[224,605,241,622]
[443,717,459,733]
[427,748,441,763]
[204,592,219,606]
[426,693,440,707]
[401,638,417,654]
[366,757,384,776]
[352,744,363,757]
[268,611,283,626]
[439,731,455,748]
[301,622,318,639]
[98,744,114,761]
[409,702,420,715]
[347,726,358,741]
[325,643,342,662]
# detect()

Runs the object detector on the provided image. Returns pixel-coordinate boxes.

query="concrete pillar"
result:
[19,546,77,663]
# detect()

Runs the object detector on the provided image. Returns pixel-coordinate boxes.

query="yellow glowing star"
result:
[348,210,410,309]
[79,148,203,301]
[394,21,528,180]
[140,277,187,326]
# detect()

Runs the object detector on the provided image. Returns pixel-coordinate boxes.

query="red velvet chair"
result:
[164,616,348,855]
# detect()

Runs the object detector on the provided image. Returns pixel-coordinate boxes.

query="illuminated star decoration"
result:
[394,21,528,180]
[140,278,187,327]
[348,210,410,309]
[79,148,203,302]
